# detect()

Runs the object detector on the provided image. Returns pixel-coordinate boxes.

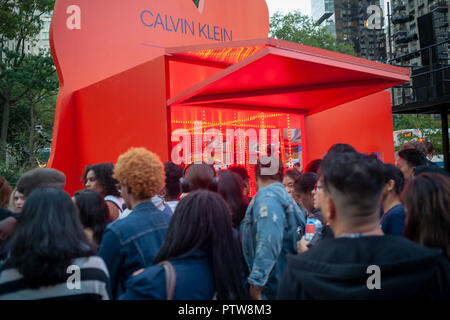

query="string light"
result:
[280,130,286,167]
[171,107,302,180]
[219,111,224,169]
[175,45,266,65]
[233,112,239,162]
[261,112,266,156]
[287,114,293,168]
[202,110,206,163]
[184,108,189,164]
[171,120,276,130]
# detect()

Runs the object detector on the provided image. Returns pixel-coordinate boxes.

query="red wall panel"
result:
[67,57,169,194]
[304,91,395,165]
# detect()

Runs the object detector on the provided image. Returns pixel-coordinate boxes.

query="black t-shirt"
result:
[320,225,335,241]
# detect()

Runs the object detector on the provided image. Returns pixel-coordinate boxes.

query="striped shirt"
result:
[0,256,110,300]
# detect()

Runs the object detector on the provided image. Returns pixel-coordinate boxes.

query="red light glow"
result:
[172,45,267,65]
[170,105,303,195]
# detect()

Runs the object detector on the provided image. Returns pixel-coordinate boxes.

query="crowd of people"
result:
[0,139,448,300]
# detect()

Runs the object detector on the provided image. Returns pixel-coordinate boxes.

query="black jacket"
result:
[0,208,18,261]
[0,208,12,222]
[277,235,450,300]
[0,208,19,221]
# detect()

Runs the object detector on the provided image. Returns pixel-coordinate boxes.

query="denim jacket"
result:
[240,182,306,299]
[98,201,172,298]
[119,251,215,300]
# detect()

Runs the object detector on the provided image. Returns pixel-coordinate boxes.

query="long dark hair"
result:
[402,173,450,260]
[164,162,184,200]
[82,163,120,197]
[7,188,93,288]
[73,189,110,248]
[153,190,249,300]
[217,170,248,228]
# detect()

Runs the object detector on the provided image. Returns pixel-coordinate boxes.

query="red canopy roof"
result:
[166,38,410,115]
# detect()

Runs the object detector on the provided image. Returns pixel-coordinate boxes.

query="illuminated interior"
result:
[171,45,267,66]
[170,105,303,196]
[166,40,409,196]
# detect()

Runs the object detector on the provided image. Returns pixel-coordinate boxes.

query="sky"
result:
[265,0,390,19]
[266,0,311,17]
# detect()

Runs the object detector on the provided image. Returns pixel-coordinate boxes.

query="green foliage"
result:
[393,114,443,154]
[1,49,57,99]
[1,50,57,166]
[270,10,356,56]
[0,153,25,187]
[0,0,57,179]
[192,0,200,8]
[0,0,53,41]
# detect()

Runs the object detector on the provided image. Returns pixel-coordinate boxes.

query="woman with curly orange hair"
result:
[98,147,172,298]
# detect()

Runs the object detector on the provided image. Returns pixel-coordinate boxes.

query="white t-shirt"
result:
[104,195,125,214]
[166,201,178,214]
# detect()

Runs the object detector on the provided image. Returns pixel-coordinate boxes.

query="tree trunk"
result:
[29,102,35,166]
[0,100,10,163]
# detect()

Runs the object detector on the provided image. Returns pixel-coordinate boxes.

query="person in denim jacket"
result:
[98,148,172,298]
[120,191,249,300]
[241,156,306,300]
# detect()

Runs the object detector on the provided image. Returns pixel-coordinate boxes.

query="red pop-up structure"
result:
[49,0,410,194]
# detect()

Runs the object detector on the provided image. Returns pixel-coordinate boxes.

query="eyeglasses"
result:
[314,183,323,191]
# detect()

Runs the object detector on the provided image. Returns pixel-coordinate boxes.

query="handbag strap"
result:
[159,261,176,300]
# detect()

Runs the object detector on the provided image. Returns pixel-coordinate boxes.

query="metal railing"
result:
[388,38,450,108]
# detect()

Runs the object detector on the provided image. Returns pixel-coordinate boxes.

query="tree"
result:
[393,114,443,155]
[19,58,58,166]
[0,0,56,163]
[0,51,57,184]
[270,10,356,56]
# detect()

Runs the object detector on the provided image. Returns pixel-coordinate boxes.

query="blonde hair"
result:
[113,148,165,200]
[8,188,17,212]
